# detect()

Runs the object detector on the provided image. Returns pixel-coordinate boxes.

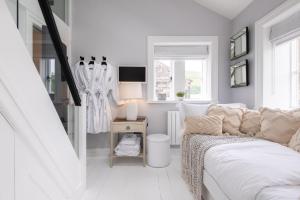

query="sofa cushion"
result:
[208,105,244,135]
[181,103,210,117]
[177,103,211,126]
[240,109,261,136]
[184,115,224,135]
[258,107,300,145]
[178,103,246,123]
[218,103,246,109]
[289,128,300,152]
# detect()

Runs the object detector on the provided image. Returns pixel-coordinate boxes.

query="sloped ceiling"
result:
[194,0,254,19]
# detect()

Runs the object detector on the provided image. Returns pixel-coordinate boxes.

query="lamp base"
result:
[126,102,138,121]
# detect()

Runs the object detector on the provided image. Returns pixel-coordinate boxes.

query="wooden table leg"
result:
[110,131,113,167]
[143,130,146,167]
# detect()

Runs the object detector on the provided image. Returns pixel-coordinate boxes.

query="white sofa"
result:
[202,140,300,200]
[179,103,300,200]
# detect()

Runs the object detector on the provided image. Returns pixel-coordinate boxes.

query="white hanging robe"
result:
[73,61,119,134]
[106,63,120,103]
[73,61,88,92]
[96,62,120,133]
[84,63,102,133]
[74,61,102,133]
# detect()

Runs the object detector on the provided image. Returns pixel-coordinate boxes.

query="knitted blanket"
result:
[182,134,256,200]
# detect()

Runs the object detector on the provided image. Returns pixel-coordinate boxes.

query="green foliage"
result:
[176,91,185,97]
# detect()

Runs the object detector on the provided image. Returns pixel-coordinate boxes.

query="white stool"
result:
[147,134,170,168]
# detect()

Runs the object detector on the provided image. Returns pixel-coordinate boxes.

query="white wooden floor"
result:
[82,148,193,200]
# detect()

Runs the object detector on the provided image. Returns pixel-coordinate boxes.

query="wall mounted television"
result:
[119,66,146,83]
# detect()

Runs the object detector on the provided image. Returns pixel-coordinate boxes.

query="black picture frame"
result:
[38,0,81,106]
[230,27,249,60]
[230,60,249,88]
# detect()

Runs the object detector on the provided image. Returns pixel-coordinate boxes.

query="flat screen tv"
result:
[119,66,146,82]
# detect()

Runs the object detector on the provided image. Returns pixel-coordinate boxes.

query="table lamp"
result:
[119,83,143,121]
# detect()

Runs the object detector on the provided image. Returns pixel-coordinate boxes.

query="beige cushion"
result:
[184,115,224,135]
[240,109,261,136]
[208,105,244,135]
[258,107,300,145]
[208,105,243,135]
[289,128,300,152]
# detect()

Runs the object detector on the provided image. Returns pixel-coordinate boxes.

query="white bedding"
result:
[204,140,300,200]
[256,186,300,200]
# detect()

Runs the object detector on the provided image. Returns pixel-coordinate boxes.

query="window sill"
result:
[146,100,212,104]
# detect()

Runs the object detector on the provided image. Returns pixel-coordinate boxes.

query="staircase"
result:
[0,0,86,199]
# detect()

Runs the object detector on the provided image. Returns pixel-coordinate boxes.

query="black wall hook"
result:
[89,56,96,65]
[80,56,85,65]
[101,56,107,66]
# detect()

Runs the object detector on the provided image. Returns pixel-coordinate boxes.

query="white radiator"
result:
[167,111,181,145]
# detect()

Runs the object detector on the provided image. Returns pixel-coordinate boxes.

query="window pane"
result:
[291,38,300,107]
[185,60,208,100]
[274,41,291,108]
[154,60,174,100]
[49,0,69,24]
[273,36,300,108]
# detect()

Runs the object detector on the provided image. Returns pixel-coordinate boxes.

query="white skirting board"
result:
[167,111,181,145]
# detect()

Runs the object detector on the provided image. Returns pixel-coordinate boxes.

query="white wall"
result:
[0,114,14,200]
[72,0,232,148]
[230,0,287,108]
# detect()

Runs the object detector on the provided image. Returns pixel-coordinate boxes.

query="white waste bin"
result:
[147,134,170,168]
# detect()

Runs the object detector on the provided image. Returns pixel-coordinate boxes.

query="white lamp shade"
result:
[119,83,143,100]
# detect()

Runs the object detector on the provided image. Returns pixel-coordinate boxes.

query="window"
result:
[44,59,56,95]
[148,36,218,102]
[255,2,300,109]
[153,59,209,101]
[50,0,70,25]
[273,36,300,108]
[185,60,208,100]
[154,60,174,100]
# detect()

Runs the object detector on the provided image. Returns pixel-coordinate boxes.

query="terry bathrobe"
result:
[74,61,119,133]
[96,62,119,132]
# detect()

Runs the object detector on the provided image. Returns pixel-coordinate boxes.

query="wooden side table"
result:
[110,117,147,167]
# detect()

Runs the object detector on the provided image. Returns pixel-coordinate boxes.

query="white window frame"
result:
[255,0,300,108]
[147,36,218,103]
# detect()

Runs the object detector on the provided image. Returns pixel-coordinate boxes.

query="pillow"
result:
[240,109,261,136]
[184,115,224,135]
[177,102,246,125]
[178,103,210,118]
[218,103,246,109]
[289,128,300,152]
[208,104,244,135]
[258,107,300,145]
[177,102,246,126]
[177,103,211,126]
